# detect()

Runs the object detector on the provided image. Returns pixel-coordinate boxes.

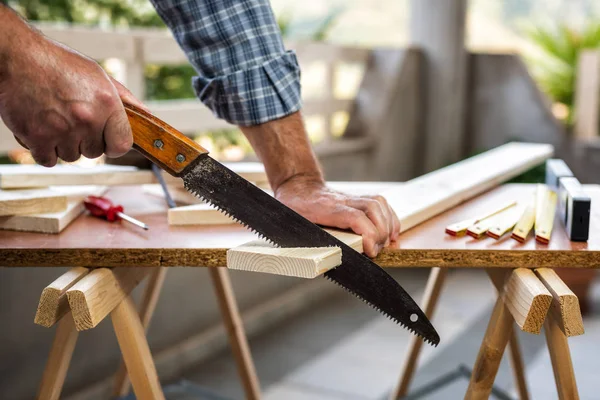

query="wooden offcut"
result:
[67,268,151,331]
[228,243,342,279]
[227,229,361,278]
[0,189,67,216]
[535,268,584,337]
[35,267,90,328]
[500,269,552,334]
[0,186,107,233]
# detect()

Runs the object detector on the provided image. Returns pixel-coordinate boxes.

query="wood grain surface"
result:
[0,184,599,268]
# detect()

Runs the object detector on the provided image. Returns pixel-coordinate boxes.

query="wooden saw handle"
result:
[123,102,209,176]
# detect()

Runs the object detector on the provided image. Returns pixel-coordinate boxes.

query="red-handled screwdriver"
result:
[84,196,149,230]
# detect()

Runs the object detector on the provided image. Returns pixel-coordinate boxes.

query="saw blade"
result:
[182,156,440,346]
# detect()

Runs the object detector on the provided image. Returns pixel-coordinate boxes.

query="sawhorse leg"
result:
[465,295,514,399]
[37,314,78,400]
[390,267,447,399]
[545,316,579,399]
[210,267,261,400]
[111,295,165,400]
[113,267,168,397]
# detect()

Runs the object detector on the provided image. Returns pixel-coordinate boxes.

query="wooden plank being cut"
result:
[0,164,154,189]
[227,229,362,278]
[0,189,67,216]
[383,142,553,232]
[0,186,107,233]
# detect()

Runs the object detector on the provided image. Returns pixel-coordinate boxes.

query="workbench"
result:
[5,182,599,400]
[1,183,598,268]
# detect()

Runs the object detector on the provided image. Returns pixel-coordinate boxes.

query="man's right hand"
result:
[0,8,140,167]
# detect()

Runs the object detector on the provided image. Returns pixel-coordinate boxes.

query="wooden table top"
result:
[1,183,598,269]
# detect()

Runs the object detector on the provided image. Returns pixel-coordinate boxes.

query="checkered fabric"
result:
[150,0,302,126]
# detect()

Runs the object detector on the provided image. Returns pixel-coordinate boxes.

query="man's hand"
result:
[0,7,143,166]
[275,175,400,258]
[241,112,400,257]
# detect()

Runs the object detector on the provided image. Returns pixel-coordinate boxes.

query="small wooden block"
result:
[487,206,521,240]
[512,201,536,243]
[535,268,585,337]
[0,189,67,216]
[227,242,342,278]
[535,185,558,244]
[0,186,107,233]
[501,269,553,334]
[226,229,362,278]
[168,203,236,226]
[67,268,151,331]
[467,203,517,239]
[35,267,90,328]
[445,218,478,236]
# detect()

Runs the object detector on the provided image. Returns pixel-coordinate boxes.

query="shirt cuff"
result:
[193,50,302,127]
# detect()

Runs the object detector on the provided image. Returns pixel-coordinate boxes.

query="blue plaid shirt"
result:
[150,0,302,126]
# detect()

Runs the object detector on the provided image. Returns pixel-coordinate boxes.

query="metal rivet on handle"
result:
[153,139,164,149]
[176,154,186,163]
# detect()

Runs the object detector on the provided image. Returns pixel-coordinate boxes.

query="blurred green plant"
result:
[525,22,600,126]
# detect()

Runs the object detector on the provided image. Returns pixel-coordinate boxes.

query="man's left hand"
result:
[275,175,400,258]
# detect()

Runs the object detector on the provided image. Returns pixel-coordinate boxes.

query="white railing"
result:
[0,24,372,152]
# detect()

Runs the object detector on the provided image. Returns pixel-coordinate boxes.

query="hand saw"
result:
[124,102,439,346]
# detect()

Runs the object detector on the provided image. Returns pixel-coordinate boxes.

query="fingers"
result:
[368,195,401,241]
[103,106,133,158]
[28,144,58,167]
[342,207,382,258]
[347,197,389,250]
[56,137,82,162]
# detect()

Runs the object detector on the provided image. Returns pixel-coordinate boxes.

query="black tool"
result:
[545,159,591,241]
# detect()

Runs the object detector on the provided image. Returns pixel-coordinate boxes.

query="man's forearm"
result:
[240,112,324,192]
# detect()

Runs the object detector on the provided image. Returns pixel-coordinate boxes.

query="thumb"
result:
[110,77,150,113]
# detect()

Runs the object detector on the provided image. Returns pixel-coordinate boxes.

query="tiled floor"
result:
[172,269,600,400]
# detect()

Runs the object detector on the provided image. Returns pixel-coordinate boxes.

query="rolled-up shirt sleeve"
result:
[149,0,302,126]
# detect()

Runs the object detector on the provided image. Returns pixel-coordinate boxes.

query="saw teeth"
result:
[185,184,279,247]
